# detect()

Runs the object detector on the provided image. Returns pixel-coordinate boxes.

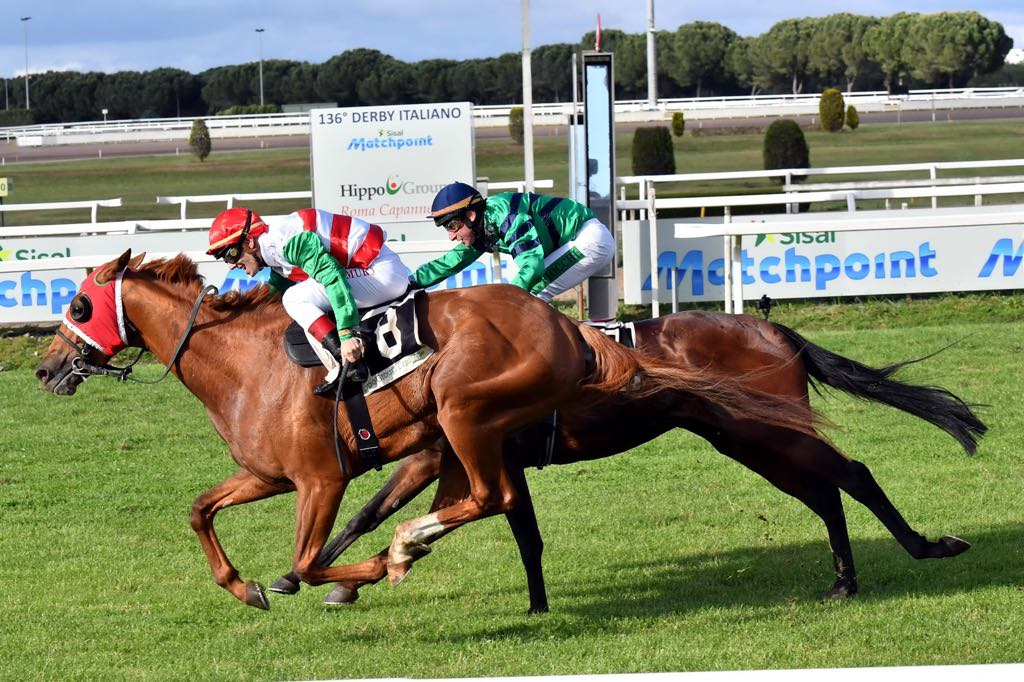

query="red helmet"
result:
[206,207,268,257]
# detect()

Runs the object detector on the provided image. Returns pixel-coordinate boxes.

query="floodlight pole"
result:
[646,0,657,109]
[521,0,535,192]
[255,28,265,106]
[21,16,31,110]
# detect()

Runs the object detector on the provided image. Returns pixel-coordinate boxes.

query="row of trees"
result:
[1,11,1014,126]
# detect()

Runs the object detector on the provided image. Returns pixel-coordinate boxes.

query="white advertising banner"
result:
[309,102,475,225]
[623,206,1024,304]
[1,225,511,324]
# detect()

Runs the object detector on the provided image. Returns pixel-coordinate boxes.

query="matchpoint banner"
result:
[309,102,474,231]
[623,207,1024,304]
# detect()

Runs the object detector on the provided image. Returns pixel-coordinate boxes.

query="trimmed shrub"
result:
[819,88,845,132]
[189,118,212,162]
[763,119,809,184]
[671,111,686,137]
[632,126,676,175]
[846,104,860,130]
[508,106,524,145]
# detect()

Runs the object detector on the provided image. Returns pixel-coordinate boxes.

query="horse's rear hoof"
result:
[269,574,301,595]
[324,584,359,606]
[940,535,971,557]
[527,604,550,615]
[387,561,411,586]
[245,581,270,610]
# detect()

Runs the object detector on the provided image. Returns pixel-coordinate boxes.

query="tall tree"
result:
[906,11,1012,88]
[864,12,918,91]
[761,18,815,94]
[807,14,879,91]
[667,21,738,97]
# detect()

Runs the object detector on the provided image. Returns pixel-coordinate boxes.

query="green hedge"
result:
[632,126,676,175]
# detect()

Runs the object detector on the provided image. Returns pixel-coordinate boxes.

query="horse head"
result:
[36,249,145,395]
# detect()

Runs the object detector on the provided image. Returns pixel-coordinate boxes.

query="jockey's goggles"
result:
[214,210,254,264]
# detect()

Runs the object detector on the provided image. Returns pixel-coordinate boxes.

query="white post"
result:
[646,0,657,109]
[647,181,659,318]
[521,0,535,192]
[722,207,733,313]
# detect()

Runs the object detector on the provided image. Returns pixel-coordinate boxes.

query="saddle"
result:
[282,290,433,472]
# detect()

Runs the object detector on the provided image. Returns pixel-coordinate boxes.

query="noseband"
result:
[57,284,219,385]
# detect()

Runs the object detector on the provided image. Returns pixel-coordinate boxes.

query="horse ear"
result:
[128,252,147,270]
[94,249,134,284]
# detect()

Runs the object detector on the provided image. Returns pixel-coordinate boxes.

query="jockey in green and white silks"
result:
[411,183,615,302]
[207,207,408,395]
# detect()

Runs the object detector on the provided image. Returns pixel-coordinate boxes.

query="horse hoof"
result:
[387,561,413,586]
[324,585,359,606]
[939,535,971,557]
[244,581,270,610]
[527,604,550,615]
[269,574,301,595]
[821,580,858,600]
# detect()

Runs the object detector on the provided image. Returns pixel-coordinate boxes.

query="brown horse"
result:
[35,251,822,610]
[270,311,985,612]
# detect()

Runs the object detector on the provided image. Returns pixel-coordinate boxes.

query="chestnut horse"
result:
[270,311,985,612]
[36,251,822,610]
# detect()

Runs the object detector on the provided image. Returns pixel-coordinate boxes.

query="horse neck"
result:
[122,277,254,402]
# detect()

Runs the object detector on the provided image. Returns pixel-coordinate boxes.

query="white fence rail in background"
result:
[5,87,1024,146]
[0,198,123,224]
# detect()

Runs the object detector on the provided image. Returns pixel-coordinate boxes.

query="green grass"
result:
[2,316,1022,680]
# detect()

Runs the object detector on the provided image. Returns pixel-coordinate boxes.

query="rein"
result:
[60,284,219,385]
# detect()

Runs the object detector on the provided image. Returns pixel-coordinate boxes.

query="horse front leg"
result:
[503,465,549,614]
[321,443,471,605]
[190,468,291,610]
[385,425,520,585]
[270,446,444,597]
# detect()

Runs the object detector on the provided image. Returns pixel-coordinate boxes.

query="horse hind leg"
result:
[722,440,860,598]
[798,439,971,561]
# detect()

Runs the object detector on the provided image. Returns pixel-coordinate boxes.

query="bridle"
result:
[57,283,219,385]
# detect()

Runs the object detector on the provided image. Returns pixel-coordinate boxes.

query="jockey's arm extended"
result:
[281,230,359,330]
[410,244,483,289]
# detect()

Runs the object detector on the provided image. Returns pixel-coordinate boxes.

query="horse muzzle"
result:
[35,356,85,396]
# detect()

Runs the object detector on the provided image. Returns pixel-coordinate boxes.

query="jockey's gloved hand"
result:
[406,275,425,293]
[340,333,364,363]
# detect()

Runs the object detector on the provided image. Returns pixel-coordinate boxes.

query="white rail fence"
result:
[5,87,1024,146]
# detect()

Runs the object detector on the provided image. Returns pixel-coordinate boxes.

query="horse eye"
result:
[70,295,93,322]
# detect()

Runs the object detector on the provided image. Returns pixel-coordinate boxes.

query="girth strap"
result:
[342,376,384,472]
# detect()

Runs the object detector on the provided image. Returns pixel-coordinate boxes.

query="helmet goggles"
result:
[212,210,254,264]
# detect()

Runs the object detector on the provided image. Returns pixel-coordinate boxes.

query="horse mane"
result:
[134,254,281,314]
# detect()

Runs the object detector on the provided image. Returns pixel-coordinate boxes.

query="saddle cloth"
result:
[283,289,433,395]
[583,319,636,349]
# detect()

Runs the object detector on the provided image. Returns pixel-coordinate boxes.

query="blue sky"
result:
[1,1,1022,77]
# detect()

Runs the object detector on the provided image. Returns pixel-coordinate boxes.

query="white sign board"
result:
[623,207,1024,304]
[309,102,474,226]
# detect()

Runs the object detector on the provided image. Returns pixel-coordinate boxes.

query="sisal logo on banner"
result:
[309,102,475,225]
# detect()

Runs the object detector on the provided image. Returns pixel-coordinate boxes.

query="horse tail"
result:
[577,323,823,440]
[576,323,643,394]
[770,322,987,455]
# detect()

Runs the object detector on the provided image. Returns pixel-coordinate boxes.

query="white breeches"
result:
[281,246,408,379]
[534,218,616,302]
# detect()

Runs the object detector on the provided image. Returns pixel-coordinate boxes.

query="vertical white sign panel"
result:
[309,102,475,226]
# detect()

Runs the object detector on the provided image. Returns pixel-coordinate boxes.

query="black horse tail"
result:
[770,322,987,455]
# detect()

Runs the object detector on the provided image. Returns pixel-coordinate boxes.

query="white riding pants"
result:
[281,245,408,379]
[534,218,615,302]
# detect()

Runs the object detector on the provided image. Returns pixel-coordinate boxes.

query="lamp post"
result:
[21,16,31,110]
[255,28,265,106]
